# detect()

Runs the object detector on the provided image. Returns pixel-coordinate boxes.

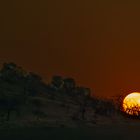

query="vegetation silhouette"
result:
[0,62,132,126]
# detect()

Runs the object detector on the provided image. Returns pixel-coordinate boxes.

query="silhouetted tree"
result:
[94,99,116,117]
[30,97,46,120]
[0,62,27,84]
[25,72,44,96]
[71,87,91,120]
[50,76,64,90]
[0,95,24,121]
[63,78,76,92]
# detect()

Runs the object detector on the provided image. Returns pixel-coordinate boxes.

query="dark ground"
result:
[0,123,140,140]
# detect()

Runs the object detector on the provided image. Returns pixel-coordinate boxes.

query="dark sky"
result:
[1,0,140,97]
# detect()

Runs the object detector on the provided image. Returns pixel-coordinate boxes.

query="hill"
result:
[0,62,123,128]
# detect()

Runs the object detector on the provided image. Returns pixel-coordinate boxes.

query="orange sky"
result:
[1,0,140,97]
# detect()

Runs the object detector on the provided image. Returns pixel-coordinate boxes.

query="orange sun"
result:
[123,92,140,116]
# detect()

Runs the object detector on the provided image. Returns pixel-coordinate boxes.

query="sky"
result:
[0,0,140,97]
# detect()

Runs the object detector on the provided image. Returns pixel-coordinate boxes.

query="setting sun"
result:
[123,92,140,116]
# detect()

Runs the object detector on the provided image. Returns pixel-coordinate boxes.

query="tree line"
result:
[0,62,121,122]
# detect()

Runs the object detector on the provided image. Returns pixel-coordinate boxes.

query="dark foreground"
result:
[0,124,140,140]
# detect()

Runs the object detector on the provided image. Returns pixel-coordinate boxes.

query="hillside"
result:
[0,63,124,128]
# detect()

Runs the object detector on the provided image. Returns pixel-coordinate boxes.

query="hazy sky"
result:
[1,0,140,97]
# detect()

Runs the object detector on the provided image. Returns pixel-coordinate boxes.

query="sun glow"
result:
[123,92,140,116]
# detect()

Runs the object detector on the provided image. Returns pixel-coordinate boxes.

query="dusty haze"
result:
[0,0,140,97]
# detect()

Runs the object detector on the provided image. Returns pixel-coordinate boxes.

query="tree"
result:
[94,99,116,117]
[0,63,28,121]
[0,94,23,121]
[0,62,27,84]
[113,94,126,114]
[63,78,76,91]
[51,76,64,90]
[30,97,46,120]
[72,87,91,120]
[25,72,46,96]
